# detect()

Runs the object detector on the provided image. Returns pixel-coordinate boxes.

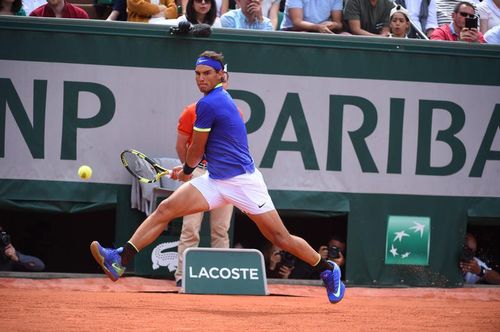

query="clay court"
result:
[1,275,499,331]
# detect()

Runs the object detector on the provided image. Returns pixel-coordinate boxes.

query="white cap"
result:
[390,5,410,20]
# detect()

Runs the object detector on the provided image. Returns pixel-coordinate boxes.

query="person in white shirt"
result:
[484,23,500,43]
[261,0,280,29]
[477,0,500,35]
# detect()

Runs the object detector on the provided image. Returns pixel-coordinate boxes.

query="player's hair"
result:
[199,50,224,70]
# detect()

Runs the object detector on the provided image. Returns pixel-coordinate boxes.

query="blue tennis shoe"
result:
[320,260,345,304]
[90,241,125,282]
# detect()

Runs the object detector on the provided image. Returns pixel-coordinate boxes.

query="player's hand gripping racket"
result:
[120,149,171,183]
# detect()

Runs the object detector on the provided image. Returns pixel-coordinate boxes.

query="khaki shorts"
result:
[190,168,275,215]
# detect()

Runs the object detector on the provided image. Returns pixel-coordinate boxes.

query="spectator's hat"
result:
[390,5,410,20]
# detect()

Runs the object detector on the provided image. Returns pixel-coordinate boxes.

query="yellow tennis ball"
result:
[78,165,92,180]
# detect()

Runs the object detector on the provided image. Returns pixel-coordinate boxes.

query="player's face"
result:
[195,65,223,94]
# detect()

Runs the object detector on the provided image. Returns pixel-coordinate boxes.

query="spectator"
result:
[435,0,479,26]
[174,69,234,286]
[178,0,221,26]
[220,0,273,30]
[395,0,438,38]
[21,0,46,15]
[484,23,500,43]
[430,1,485,42]
[263,243,295,279]
[459,233,500,285]
[182,0,227,17]
[344,0,394,36]
[477,0,500,35]
[29,0,89,18]
[0,226,45,272]
[106,0,128,21]
[261,0,280,30]
[127,0,177,22]
[292,235,346,280]
[388,4,411,37]
[0,0,25,15]
[280,0,343,33]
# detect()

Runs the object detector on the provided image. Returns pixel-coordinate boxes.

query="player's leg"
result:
[218,169,345,303]
[247,210,320,266]
[209,204,233,248]
[129,182,208,249]
[91,181,209,282]
[248,210,345,303]
[175,212,204,284]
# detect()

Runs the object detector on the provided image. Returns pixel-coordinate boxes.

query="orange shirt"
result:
[177,103,197,146]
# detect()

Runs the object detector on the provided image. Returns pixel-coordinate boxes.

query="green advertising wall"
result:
[1,16,499,287]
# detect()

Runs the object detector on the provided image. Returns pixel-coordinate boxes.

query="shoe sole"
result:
[90,241,119,282]
[328,281,345,304]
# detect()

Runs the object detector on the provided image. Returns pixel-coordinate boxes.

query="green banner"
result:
[385,215,431,266]
[182,248,268,295]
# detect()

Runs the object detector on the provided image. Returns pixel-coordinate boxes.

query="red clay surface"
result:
[1,277,499,331]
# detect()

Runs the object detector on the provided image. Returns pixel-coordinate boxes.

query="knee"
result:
[180,231,200,243]
[154,200,175,221]
[211,221,230,235]
[182,220,200,234]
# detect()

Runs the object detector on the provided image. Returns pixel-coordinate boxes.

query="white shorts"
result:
[189,168,275,215]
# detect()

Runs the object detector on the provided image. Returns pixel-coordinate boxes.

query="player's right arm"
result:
[175,130,208,182]
[176,133,190,164]
[185,130,208,168]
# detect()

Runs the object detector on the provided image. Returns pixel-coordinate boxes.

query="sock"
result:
[312,256,333,273]
[120,241,139,266]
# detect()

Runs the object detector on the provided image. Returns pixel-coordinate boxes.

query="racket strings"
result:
[123,152,157,181]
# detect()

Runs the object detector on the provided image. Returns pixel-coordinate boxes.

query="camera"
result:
[279,251,296,268]
[328,246,341,259]
[1,231,11,250]
[460,245,474,262]
[465,16,478,30]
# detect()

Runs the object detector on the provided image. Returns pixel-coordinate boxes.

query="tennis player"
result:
[173,68,235,287]
[91,50,345,303]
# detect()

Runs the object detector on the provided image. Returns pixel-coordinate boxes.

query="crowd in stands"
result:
[0,0,498,43]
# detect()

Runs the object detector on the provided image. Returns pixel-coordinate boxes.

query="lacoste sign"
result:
[182,248,268,295]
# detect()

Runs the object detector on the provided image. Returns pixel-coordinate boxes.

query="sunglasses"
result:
[458,12,475,19]
[194,0,210,3]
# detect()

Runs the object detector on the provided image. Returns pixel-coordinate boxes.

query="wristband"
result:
[183,163,196,175]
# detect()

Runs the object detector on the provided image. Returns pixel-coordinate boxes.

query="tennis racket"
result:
[120,149,171,183]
